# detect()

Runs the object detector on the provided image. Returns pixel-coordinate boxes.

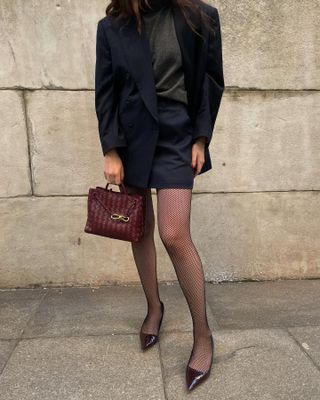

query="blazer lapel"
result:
[172,5,196,109]
[119,16,159,122]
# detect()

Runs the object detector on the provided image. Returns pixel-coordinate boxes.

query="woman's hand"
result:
[191,137,206,177]
[104,149,124,185]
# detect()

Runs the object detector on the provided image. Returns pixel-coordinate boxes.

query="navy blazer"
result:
[95,1,225,188]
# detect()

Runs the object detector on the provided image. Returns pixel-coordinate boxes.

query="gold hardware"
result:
[111,213,130,222]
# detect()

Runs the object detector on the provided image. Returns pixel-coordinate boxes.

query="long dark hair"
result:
[105,0,216,39]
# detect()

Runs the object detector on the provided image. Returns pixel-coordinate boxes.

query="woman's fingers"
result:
[191,146,205,177]
[195,156,204,176]
[108,170,123,185]
[106,172,122,185]
[104,155,124,185]
[191,147,197,171]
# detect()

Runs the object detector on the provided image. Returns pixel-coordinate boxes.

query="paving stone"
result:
[0,289,45,339]
[206,280,320,329]
[0,340,17,374]
[288,326,320,369]
[0,335,165,400]
[22,283,217,338]
[23,285,149,338]
[160,328,320,399]
[2,284,320,399]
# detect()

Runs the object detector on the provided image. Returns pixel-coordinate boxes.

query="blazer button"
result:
[128,123,134,128]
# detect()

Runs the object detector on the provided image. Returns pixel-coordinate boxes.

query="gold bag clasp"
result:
[111,213,130,222]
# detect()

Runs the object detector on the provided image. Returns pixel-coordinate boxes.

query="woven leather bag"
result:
[84,183,146,242]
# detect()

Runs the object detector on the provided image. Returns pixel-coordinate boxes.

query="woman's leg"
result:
[125,184,163,334]
[156,188,213,372]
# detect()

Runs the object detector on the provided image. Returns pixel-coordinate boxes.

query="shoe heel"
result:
[140,301,165,351]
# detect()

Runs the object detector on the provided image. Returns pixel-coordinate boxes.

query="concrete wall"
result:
[0,0,319,287]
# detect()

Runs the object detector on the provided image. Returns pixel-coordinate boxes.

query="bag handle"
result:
[94,187,137,217]
[105,182,128,194]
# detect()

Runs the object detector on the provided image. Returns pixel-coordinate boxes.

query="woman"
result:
[95,0,224,391]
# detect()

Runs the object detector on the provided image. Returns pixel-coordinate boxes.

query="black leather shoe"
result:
[186,334,214,391]
[140,301,164,351]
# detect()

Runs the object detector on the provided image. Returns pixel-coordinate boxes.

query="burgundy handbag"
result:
[84,182,146,242]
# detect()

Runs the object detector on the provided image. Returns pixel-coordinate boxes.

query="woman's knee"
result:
[158,222,185,249]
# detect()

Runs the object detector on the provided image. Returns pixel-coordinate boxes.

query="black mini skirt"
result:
[146,96,194,189]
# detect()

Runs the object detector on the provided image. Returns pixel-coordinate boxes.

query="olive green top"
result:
[141,1,188,105]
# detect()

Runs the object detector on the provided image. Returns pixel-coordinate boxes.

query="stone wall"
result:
[0,0,319,287]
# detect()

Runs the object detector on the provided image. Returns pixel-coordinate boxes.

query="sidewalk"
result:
[1,279,320,399]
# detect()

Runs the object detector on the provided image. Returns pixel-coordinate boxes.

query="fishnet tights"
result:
[126,185,213,372]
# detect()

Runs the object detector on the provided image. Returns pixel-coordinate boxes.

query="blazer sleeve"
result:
[95,20,127,156]
[192,7,225,147]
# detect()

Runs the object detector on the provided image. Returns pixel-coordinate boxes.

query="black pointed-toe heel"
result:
[140,301,164,351]
[186,334,214,391]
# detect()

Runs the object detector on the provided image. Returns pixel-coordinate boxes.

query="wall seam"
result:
[21,90,34,196]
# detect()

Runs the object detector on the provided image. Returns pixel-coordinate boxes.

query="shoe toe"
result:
[186,366,210,391]
[186,334,214,390]
[140,333,158,350]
